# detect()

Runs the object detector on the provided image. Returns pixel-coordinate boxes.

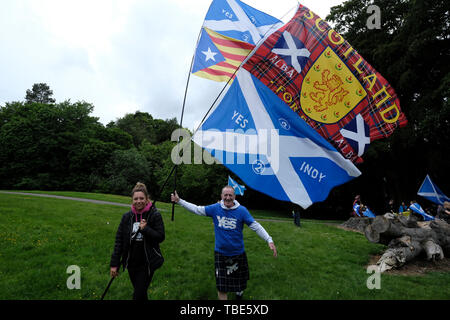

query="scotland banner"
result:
[228,176,246,195]
[417,174,449,205]
[192,69,361,209]
[242,4,408,163]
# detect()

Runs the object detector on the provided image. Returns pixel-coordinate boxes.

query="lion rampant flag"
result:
[242,4,408,163]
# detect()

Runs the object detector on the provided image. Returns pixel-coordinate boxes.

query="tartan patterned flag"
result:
[242,4,408,163]
[192,27,255,82]
[192,0,283,82]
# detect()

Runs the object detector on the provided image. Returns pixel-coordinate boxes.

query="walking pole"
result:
[100,277,115,300]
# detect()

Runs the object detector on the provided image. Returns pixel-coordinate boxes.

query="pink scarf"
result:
[131,201,152,222]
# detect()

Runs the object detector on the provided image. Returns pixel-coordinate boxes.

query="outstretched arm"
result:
[171,190,206,216]
[249,221,277,257]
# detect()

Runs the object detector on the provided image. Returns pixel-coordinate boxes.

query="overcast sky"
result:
[0,0,345,131]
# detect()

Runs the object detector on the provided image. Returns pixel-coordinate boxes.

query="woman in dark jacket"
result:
[110,182,165,300]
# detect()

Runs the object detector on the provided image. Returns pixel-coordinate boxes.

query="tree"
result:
[113,111,154,147]
[100,149,152,196]
[25,83,56,104]
[326,0,450,212]
[112,111,180,147]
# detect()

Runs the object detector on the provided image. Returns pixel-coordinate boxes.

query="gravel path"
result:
[0,191,297,222]
[0,191,130,207]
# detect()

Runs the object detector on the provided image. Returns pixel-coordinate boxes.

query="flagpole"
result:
[167,4,298,217]
[171,27,204,221]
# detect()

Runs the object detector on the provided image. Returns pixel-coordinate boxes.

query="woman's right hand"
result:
[110,267,119,278]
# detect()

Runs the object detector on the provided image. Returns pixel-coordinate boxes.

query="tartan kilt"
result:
[214,251,249,292]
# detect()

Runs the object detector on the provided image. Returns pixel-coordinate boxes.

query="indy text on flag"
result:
[242,4,408,163]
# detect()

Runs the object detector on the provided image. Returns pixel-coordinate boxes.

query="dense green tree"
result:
[113,111,154,147]
[25,83,56,104]
[112,111,180,147]
[100,148,152,196]
[326,0,450,213]
[0,97,133,191]
[151,118,179,144]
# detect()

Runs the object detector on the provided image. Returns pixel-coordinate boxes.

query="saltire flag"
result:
[362,207,376,218]
[417,174,449,205]
[203,0,283,45]
[192,69,361,209]
[353,203,375,218]
[192,27,255,82]
[192,0,283,82]
[352,203,362,217]
[242,4,408,163]
[228,176,246,195]
[409,202,435,221]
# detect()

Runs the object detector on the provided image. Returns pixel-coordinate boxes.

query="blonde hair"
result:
[131,182,150,199]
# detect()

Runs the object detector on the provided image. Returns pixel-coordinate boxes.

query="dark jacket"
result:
[110,204,165,273]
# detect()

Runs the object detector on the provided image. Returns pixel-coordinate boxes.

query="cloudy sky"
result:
[0,0,344,131]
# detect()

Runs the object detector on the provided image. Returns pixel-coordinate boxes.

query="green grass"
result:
[0,192,449,300]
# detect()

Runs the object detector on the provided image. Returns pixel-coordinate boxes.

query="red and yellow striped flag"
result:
[192,27,255,82]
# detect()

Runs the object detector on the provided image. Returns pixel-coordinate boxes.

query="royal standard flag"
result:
[242,4,408,163]
[192,27,255,82]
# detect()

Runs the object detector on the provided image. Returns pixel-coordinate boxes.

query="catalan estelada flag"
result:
[192,27,255,82]
[242,4,408,163]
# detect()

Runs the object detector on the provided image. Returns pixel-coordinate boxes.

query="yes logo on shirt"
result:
[217,216,237,229]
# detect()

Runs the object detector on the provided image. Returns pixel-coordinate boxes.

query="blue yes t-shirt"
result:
[204,203,255,256]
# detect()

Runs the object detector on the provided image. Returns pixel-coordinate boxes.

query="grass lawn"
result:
[0,191,449,300]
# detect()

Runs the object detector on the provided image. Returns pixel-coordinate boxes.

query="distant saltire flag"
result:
[192,0,283,82]
[417,174,450,205]
[409,203,435,221]
[228,176,246,195]
[353,203,375,218]
[192,68,361,209]
[362,207,376,218]
[241,4,408,163]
